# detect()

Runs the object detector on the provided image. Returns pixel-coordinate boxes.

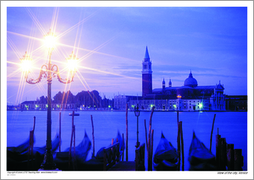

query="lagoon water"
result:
[7,110,247,171]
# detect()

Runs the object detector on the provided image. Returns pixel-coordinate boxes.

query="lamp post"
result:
[134,105,140,148]
[20,29,78,170]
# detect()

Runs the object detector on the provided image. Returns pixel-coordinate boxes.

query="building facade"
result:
[225,95,247,111]
[115,47,227,111]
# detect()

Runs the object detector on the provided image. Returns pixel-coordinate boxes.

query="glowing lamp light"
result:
[177,95,182,99]
[66,52,78,72]
[44,30,56,49]
[20,51,32,72]
[199,103,203,109]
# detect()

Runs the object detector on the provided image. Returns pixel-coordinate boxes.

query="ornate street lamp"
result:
[134,105,140,148]
[20,29,78,170]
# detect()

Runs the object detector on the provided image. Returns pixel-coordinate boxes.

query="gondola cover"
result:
[153,132,179,171]
[188,132,217,170]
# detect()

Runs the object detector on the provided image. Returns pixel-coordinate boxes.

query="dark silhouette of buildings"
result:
[18,90,113,111]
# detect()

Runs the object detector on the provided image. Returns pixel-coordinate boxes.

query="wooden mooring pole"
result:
[122,133,125,161]
[148,106,155,171]
[69,126,74,169]
[177,121,181,171]
[177,110,179,124]
[28,116,36,169]
[210,114,216,152]
[234,149,243,170]
[220,138,227,170]
[150,129,154,170]
[227,144,234,170]
[216,134,227,171]
[69,111,76,170]
[73,125,76,170]
[126,103,128,161]
[28,129,34,169]
[33,116,36,131]
[91,115,95,157]
[180,121,184,171]
[59,112,61,152]
[144,119,148,150]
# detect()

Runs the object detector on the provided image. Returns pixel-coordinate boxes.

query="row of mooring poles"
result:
[58,111,96,169]
[125,103,155,171]
[216,128,243,171]
[143,106,155,171]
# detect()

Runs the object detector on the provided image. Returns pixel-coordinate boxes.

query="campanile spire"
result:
[144,46,150,61]
[142,46,152,97]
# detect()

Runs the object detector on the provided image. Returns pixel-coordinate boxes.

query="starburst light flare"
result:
[66,51,78,72]
[44,29,57,49]
[20,51,32,72]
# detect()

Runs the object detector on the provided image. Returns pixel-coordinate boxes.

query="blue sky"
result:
[3,2,251,105]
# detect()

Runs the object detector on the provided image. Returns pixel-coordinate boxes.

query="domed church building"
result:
[128,47,226,111]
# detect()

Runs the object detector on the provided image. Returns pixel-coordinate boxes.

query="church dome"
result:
[184,72,198,87]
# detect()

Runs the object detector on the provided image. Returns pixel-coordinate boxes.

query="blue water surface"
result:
[7,111,248,171]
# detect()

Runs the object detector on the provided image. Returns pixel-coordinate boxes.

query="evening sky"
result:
[3,2,251,105]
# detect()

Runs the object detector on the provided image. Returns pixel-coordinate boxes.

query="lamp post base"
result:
[40,149,57,170]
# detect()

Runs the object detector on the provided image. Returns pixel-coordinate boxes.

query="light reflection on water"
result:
[7,110,247,171]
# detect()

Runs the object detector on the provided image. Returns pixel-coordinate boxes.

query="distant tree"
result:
[75,91,84,106]
[91,90,102,107]
[39,96,47,104]
[53,91,64,103]
[66,90,75,103]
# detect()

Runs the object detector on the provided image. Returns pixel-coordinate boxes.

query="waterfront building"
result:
[115,47,227,111]
[225,95,247,111]
[20,100,76,111]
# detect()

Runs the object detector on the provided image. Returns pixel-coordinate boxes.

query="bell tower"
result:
[142,46,152,97]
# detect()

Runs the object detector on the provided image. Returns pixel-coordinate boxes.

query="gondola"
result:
[153,132,179,171]
[113,131,125,157]
[54,130,91,170]
[76,131,124,171]
[188,132,217,171]
[7,134,60,171]
[69,112,80,116]
[7,136,31,153]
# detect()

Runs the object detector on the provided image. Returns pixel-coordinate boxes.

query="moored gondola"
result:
[153,132,179,171]
[7,134,60,171]
[54,130,91,170]
[76,131,124,171]
[188,132,217,171]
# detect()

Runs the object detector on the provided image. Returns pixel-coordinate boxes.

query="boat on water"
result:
[7,137,31,154]
[153,132,179,171]
[54,130,91,170]
[76,131,125,171]
[188,132,217,171]
[69,112,80,116]
[7,134,60,171]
